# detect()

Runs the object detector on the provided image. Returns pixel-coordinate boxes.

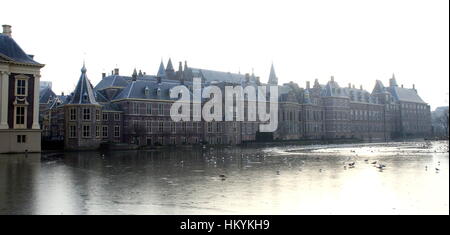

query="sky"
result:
[2,0,449,109]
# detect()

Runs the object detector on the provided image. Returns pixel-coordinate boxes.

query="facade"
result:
[41,61,432,150]
[0,25,45,153]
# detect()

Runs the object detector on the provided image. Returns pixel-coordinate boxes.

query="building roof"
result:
[268,63,278,85]
[189,68,248,84]
[113,79,183,101]
[388,86,426,104]
[0,34,42,66]
[39,86,56,104]
[157,60,166,77]
[67,64,99,105]
[94,74,129,91]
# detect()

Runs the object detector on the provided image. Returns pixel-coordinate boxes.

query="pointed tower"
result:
[157,59,166,78]
[132,68,138,81]
[268,63,278,85]
[64,63,102,150]
[165,58,175,79]
[389,73,398,87]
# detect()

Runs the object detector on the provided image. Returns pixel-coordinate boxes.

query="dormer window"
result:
[83,92,88,102]
[144,86,150,96]
[157,88,161,97]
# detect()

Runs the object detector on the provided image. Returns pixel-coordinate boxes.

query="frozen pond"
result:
[0,141,448,214]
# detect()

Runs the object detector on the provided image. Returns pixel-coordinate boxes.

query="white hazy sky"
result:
[2,0,449,109]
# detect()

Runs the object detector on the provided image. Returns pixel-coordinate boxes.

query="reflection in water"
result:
[0,141,448,214]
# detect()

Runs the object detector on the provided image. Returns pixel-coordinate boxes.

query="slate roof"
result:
[94,75,129,91]
[0,34,42,65]
[268,63,278,84]
[189,68,249,84]
[157,60,166,77]
[39,86,56,104]
[113,79,182,101]
[388,86,425,104]
[67,64,99,105]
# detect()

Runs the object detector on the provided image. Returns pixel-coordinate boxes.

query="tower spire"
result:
[268,63,278,85]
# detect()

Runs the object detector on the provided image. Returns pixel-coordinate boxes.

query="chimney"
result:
[114,68,119,75]
[28,54,34,59]
[102,73,106,78]
[352,85,355,89]
[2,25,12,37]
[178,61,183,72]
[306,81,310,89]
[245,73,250,83]
[360,85,363,90]
[348,83,351,88]
[413,84,415,89]
[331,76,334,82]
[61,92,65,96]
[401,84,403,88]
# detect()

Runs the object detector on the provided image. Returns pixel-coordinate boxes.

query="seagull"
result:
[348,162,355,167]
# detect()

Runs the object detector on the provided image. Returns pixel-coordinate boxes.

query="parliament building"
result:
[38,56,432,150]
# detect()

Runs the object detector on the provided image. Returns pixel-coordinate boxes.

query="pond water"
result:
[0,141,448,214]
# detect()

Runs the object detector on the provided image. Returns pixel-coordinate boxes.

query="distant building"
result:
[40,81,52,90]
[41,57,432,150]
[431,106,449,137]
[0,25,45,153]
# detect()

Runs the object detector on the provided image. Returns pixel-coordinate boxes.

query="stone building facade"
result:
[40,58,432,150]
[0,25,45,153]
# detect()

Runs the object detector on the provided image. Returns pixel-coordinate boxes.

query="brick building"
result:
[40,59,432,150]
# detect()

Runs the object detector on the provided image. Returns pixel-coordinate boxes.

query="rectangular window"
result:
[69,125,77,138]
[146,103,152,115]
[216,122,221,133]
[70,108,77,121]
[193,122,198,133]
[96,110,100,121]
[96,125,100,137]
[171,122,176,133]
[133,103,139,114]
[103,113,108,121]
[83,108,90,120]
[82,125,90,138]
[158,104,164,116]
[146,121,152,133]
[158,122,164,132]
[102,126,108,137]
[114,126,120,137]
[207,122,213,133]
[17,135,26,143]
[114,113,120,121]
[15,106,25,126]
[16,79,27,96]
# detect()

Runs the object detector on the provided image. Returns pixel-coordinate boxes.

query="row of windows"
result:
[132,103,165,115]
[69,108,120,121]
[69,125,120,138]
[282,110,325,122]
